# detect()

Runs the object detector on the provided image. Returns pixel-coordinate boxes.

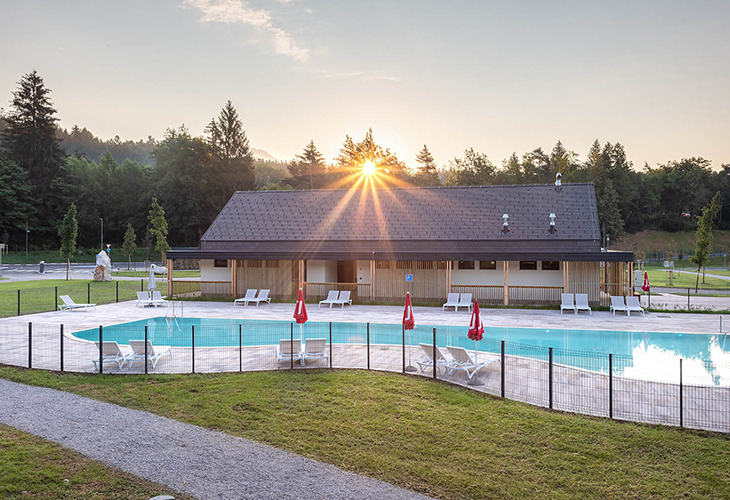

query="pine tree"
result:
[335,128,407,181]
[59,203,78,280]
[206,100,255,206]
[148,198,170,263]
[413,145,440,186]
[691,192,722,291]
[122,223,137,270]
[0,152,33,244]
[2,71,66,226]
[288,140,326,189]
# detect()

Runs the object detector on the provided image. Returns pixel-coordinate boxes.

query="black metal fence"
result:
[0,280,151,318]
[0,320,728,433]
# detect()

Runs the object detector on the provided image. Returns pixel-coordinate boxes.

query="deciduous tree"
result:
[148,197,170,264]
[59,203,78,280]
[122,223,137,270]
[691,192,722,291]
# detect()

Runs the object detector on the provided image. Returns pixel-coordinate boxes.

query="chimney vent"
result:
[549,213,557,234]
[502,214,510,234]
[555,173,562,186]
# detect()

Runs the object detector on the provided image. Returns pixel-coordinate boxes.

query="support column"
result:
[563,261,569,294]
[370,260,375,301]
[298,260,305,292]
[166,259,173,298]
[446,260,452,295]
[503,261,509,306]
[231,259,237,298]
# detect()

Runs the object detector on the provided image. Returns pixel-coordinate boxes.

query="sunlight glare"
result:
[362,160,376,175]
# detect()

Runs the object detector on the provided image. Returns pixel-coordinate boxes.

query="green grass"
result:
[614,230,730,258]
[0,423,191,500]
[1,249,152,265]
[0,279,147,318]
[643,268,730,290]
[114,270,199,278]
[1,367,728,500]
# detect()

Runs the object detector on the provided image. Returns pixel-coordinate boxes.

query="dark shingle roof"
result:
[201,183,601,245]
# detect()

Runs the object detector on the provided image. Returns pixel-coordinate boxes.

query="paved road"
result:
[0,262,163,283]
[0,378,429,500]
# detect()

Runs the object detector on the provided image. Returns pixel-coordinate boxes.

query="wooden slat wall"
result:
[304,282,371,302]
[564,261,601,304]
[236,260,297,299]
[373,261,448,303]
[450,285,503,305]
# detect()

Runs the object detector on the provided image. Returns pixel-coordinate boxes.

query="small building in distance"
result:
[166,182,633,306]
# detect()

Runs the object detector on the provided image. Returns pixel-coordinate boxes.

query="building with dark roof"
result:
[166,182,634,306]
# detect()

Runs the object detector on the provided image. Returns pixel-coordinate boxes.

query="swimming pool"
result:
[73,317,730,386]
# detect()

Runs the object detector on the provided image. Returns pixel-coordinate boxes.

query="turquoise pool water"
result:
[73,317,730,385]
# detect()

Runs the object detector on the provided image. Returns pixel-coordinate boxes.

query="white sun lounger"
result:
[277,339,302,364]
[575,293,592,315]
[456,293,473,312]
[560,293,576,315]
[626,296,645,316]
[128,340,172,369]
[610,296,629,316]
[319,290,340,308]
[416,343,450,374]
[445,346,497,380]
[60,295,96,312]
[136,291,154,307]
[234,289,257,306]
[151,290,166,307]
[302,338,328,366]
[443,293,460,311]
[92,341,133,371]
[333,290,352,308]
[251,289,271,306]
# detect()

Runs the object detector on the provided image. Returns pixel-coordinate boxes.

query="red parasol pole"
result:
[467,300,485,386]
[402,292,417,372]
[642,271,651,309]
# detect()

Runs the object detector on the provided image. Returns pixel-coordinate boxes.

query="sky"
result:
[1,0,728,169]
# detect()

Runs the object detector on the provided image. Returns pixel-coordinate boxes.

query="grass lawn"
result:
[643,268,730,290]
[1,367,728,499]
[114,270,199,278]
[0,424,191,500]
[0,279,147,318]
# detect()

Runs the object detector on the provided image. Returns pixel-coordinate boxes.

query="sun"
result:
[362,160,376,175]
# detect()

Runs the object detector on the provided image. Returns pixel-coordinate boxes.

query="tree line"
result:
[1,70,729,256]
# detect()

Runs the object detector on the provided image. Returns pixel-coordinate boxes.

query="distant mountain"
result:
[251,148,277,161]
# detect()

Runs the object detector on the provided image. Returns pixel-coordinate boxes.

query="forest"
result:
[1,70,728,252]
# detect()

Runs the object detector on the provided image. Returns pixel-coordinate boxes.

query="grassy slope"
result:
[1,367,728,500]
[643,268,730,290]
[614,230,730,257]
[0,279,146,318]
[0,424,191,500]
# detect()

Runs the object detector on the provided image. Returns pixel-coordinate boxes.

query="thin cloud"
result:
[185,0,309,62]
[316,70,399,82]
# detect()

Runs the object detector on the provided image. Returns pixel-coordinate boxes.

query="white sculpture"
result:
[150,263,168,275]
[93,251,112,282]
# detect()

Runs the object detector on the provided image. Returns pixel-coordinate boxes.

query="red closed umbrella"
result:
[642,271,651,309]
[293,288,308,346]
[402,292,417,372]
[467,300,485,386]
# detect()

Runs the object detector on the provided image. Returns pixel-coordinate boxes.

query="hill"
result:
[614,230,730,259]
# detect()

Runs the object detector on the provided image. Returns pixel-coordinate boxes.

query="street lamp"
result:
[25,223,30,264]
[100,218,104,253]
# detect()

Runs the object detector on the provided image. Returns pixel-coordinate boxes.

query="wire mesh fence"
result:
[0,280,149,318]
[0,319,728,433]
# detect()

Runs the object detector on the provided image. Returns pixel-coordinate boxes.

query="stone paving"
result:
[1,301,728,433]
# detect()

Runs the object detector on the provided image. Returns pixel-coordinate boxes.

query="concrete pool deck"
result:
[0,299,726,335]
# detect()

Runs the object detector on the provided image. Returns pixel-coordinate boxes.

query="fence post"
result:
[432,328,437,380]
[60,324,64,372]
[687,288,690,311]
[87,283,90,305]
[501,340,505,398]
[239,324,242,372]
[141,279,144,292]
[290,322,294,370]
[116,281,119,303]
[17,289,20,316]
[679,358,683,428]
[402,325,405,374]
[191,325,195,374]
[548,347,553,409]
[98,326,103,374]
[367,322,370,370]
[144,326,149,374]
[28,322,32,369]
[609,353,613,419]
[55,286,58,311]
[329,322,333,369]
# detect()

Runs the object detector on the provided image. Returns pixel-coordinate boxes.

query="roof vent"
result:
[502,214,510,234]
[555,173,562,186]
[549,213,557,234]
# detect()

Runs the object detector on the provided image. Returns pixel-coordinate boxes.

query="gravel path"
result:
[0,379,431,500]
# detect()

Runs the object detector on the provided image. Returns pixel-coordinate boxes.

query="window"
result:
[396,261,411,270]
[542,261,560,271]
[376,261,391,270]
[479,261,497,270]
[458,261,475,270]
[213,259,228,268]
[265,260,279,268]
[519,261,537,270]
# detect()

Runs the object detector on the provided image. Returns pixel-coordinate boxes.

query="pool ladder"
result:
[166,301,184,331]
[721,315,727,336]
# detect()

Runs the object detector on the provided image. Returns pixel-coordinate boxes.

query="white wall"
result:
[307,260,326,282]
[356,260,371,283]
[450,261,564,286]
[200,259,231,281]
[325,260,338,282]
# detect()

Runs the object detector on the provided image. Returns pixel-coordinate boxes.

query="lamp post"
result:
[606,234,610,251]
[100,218,104,252]
[25,223,30,264]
